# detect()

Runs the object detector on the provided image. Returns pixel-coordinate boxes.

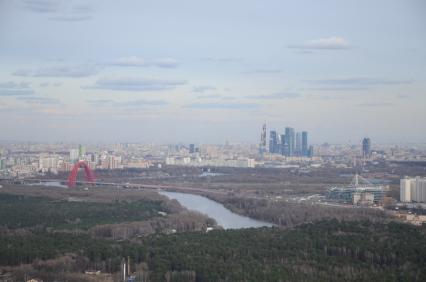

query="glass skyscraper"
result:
[302,131,308,156]
[269,131,278,153]
[362,138,371,158]
[284,127,295,156]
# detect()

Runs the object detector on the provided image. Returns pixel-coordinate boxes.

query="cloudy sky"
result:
[0,0,425,144]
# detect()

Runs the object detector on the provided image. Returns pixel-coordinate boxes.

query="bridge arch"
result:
[67,160,96,188]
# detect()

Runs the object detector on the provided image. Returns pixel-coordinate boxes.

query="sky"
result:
[0,0,425,144]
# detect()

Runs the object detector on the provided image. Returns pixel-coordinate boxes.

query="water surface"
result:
[160,191,273,229]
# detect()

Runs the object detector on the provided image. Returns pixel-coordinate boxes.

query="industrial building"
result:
[400,177,426,203]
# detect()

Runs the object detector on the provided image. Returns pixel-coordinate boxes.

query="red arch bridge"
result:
[67,160,96,188]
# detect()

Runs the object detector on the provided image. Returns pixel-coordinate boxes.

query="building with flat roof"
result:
[362,138,371,158]
[327,174,386,204]
[400,177,426,203]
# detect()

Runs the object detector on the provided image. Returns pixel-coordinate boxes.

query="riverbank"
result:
[160,191,273,229]
[157,186,393,228]
[0,184,216,238]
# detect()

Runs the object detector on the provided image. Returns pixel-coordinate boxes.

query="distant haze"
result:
[0,0,425,143]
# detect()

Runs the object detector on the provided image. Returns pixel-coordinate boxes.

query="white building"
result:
[353,192,374,206]
[38,156,58,171]
[69,149,79,162]
[400,177,426,203]
[108,155,122,169]
[400,178,413,202]
[165,157,175,165]
[247,158,256,168]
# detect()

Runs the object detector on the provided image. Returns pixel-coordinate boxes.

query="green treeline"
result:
[1,220,425,281]
[0,193,163,230]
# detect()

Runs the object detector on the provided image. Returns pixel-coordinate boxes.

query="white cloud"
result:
[110,57,179,68]
[87,99,168,107]
[14,64,100,77]
[84,77,186,91]
[192,86,217,93]
[153,58,179,68]
[17,96,61,105]
[245,92,301,99]
[19,0,93,21]
[241,69,283,74]
[0,81,34,96]
[111,56,148,67]
[185,102,259,110]
[356,102,393,107]
[288,37,350,50]
[307,77,412,91]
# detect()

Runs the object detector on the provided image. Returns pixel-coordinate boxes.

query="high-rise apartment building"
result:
[39,156,58,170]
[400,177,426,203]
[189,144,195,154]
[400,178,413,202]
[108,155,122,169]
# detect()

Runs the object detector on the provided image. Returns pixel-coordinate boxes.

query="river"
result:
[160,191,273,229]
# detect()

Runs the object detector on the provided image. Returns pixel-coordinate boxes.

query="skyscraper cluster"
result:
[269,127,312,157]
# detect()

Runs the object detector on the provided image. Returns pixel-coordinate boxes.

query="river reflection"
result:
[160,191,273,229]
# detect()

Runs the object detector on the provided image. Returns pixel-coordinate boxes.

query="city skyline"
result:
[1,0,425,143]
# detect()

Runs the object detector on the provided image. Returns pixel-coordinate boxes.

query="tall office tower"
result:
[78,144,86,158]
[189,144,195,154]
[276,134,282,153]
[259,123,267,154]
[284,127,295,156]
[362,138,371,158]
[269,131,278,153]
[295,132,302,156]
[302,131,308,156]
[280,134,286,155]
[308,145,314,158]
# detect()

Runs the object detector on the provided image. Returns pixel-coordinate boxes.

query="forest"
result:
[1,220,425,281]
[199,192,390,227]
[0,193,164,230]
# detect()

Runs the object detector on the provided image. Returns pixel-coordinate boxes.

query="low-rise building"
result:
[353,192,374,206]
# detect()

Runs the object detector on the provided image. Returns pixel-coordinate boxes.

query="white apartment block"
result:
[400,177,426,203]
